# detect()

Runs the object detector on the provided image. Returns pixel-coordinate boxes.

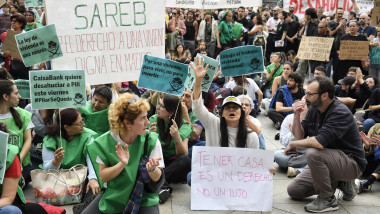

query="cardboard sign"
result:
[166,0,262,9]
[297,36,334,61]
[191,146,274,212]
[45,0,165,85]
[1,30,22,60]
[0,0,6,8]
[138,55,188,96]
[25,0,44,7]
[14,80,30,99]
[339,41,369,60]
[372,0,380,27]
[219,46,264,77]
[283,0,374,21]
[29,70,86,109]
[16,25,63,67]
[185,54,218,92]
[0,131,9,184]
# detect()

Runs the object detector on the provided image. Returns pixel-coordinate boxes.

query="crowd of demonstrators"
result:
[0,3,379,214]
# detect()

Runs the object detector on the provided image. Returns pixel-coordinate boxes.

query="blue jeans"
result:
[274,149,306,171]
[188,140,206,158]
[363,118,376,134]
[259,133,266,150]
[187,172,192,186]
[0,205,22,214]
[264,88,271,98]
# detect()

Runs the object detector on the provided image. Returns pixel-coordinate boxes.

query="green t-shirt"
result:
[0,107,32,166]
[24,22,44,31]
[43,127,96,169]
[217,21,233,45]
[232,22,243,39]
[87,131,159,213]
[266,64,283,91]
[148,115,192,158]
[0,144,26,204]
[78,100,110,138]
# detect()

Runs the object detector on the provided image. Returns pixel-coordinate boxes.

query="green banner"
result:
[25,0,44,7]
[0,131,9,184]
[30,70,86,109]
[14,80,30,99]
[16,24,62,67]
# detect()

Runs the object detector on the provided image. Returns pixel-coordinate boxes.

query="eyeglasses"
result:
[337,13,343,15]
[71,121,85,127]
[172,13,177,15]
[305,92,319,97]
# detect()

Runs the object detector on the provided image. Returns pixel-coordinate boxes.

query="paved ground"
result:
[24,113,380,214]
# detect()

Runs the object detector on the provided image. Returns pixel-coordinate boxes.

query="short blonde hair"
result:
[108,93,150,133]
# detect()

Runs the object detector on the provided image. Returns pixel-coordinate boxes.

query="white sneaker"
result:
[287,167,301,178]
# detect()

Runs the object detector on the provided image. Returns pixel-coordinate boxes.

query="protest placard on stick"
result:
[16,24,62,67]
[185,54,218,91]
[14,80,30,99]
[191,146,274,212]
[29,70,86,109]
[138,55,189,96]
[166,0,262,9]
[372,0,380,27]
[45,0,165,85]
[1,30,22,60]
[25,0,44,7]
[340,41,369,60]
[219,46,264,77]
[297,37,334,61]
[0,131,9,184]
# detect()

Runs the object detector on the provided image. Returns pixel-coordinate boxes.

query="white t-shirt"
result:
[192,93,259,149]
[266,17,281,35]
[225,78,260,101]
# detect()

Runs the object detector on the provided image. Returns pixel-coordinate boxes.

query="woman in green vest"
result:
[0,122,47,214]
[216,10,233,50]
[24,10,43,31]
[148,94,192,204]
[83,93,164,214]
[0,80,33,187]
[42,108,100,211]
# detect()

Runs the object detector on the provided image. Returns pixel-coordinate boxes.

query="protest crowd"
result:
[0,0,379,213]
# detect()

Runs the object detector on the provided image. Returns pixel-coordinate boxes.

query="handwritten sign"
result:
[166,0,262,9]
[340,41,369,60]
[45,0,165,85]
[0,131,9,184]
[297,36,334,61]
[191,146,274,211]
[138,55,188,96]
[185,54,218,91]
[372,0,380,27]
[1,30,22,60]
[0,0,5,8]
[14,80,30,99]
[284,0,374,22]
[29,70,86,109]
[16,25,62,67]
[219,46,264,77]
[25,0,44,7]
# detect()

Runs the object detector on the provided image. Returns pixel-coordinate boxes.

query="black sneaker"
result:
[338,180,357,201]
[275,132,280,140]
[355,179,371,194]
[158,188,171,204]
[274,122,281,130]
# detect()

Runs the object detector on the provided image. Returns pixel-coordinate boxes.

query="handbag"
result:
[260,65,281,91]
[31,164,87,205]
[10,59,30,80]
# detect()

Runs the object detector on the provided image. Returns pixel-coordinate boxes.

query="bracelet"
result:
[175,140,182,145]
[148,167,157,173]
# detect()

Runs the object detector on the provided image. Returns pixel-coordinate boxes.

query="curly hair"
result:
[108,93,150,133]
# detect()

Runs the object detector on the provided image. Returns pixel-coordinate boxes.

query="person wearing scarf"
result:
[24,10,43,31]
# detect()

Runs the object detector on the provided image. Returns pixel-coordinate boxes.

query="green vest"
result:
[87,131,159,214]
[43,128,96,169]
[218,21,233,44]
[0,107,32,166]
[266,64,283,91]
[188,111,199,125]
[232,22,243,39]
[0,144,26,204]
[149,115,192,158]
[78,101,110,138]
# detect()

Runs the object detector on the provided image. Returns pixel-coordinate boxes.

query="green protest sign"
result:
[0,131,9,184]
[30,70,86,109]
[14,80,30,99]
[25,0,44,7]
[16,24,62,67]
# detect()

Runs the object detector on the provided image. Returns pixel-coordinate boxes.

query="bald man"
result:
[358,13,376,41]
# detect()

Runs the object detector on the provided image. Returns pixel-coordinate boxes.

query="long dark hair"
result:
[219,105,248,148]
[157,94,183,148]
[0,80,22,129]
[42,109,55,125]
[45,108,79,141]
[233,76,249,86]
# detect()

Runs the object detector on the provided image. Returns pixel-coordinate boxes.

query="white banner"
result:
[45,0,165,85]
[191,146,274,212]
[166,0,262,9]
[283,0,374,21]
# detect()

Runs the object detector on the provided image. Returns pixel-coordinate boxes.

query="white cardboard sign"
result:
[166,0,262,9]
